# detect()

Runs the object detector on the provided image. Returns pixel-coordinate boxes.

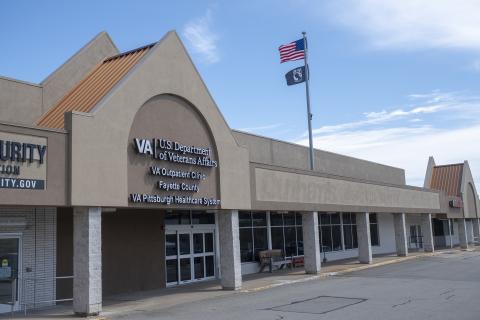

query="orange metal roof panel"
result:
[37,44,154,129]
[430,164,464,196]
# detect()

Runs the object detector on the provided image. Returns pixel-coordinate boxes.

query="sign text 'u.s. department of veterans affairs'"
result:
[129,138,220,207]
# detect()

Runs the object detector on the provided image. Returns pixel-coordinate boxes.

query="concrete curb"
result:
[240,252,440,293]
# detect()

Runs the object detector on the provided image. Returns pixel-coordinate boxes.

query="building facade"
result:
[424,157,480,249]
[0,31,475,316]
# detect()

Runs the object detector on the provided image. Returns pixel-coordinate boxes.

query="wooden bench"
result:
[292,256,304,268]
[258,250,292,273]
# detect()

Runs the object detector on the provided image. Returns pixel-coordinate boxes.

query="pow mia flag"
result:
[285,66,306,86]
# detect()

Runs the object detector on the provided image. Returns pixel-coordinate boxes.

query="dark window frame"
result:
[270,212,303,257]
[342,212,358,250]
[239,211,268,263]
[318,213,343,252]
[369,213,380,246]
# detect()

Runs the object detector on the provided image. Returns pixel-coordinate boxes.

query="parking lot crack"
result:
[439,289,454,296]
[392,299,412,308]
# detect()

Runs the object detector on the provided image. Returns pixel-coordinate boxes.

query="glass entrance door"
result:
[166,229,215,286]
[0,235,21,313]
[409,225,423,249]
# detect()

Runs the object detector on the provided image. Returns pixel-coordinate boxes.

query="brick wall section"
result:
[0,207,56,310]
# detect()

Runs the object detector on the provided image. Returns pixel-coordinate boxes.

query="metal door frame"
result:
[0,233,22,313]
[165,226,216,286]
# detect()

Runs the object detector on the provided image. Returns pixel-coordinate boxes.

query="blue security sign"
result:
[0,136,47,190]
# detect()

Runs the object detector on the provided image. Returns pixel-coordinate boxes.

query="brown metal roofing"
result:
[430,163,464,196]
[36,43,154,129]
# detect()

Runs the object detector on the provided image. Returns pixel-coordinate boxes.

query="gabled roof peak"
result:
[430,163,464,196]
[434,163,464,168]
[36,40,156,129]
[104,42,156,63]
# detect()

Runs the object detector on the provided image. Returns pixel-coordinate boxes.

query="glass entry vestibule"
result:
[165,211,216,286]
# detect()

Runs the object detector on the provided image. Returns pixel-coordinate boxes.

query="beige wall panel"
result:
[0,78,42,125]
[233,131,406,186]
[465,183,478,218]
[68,32,250,209]
[41,32,119,112]
[460,162,480,218]
[440,192,463,219]
[102,209,166,295]
[254,167,440,212]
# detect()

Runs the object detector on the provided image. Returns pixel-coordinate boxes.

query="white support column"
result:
[473,218,480,244]
[393,213,408,256]
[73,207,102,316]
[447,219,453,248]
[302,212,321,274]
[468,219,475,244]
[458,218,469,249]
[356,212,372,264]
[421,213,435,252]
[218,210,242,290]
[266,212,272,250]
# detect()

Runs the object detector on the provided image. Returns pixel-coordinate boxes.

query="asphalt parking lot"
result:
[112,250,480,320]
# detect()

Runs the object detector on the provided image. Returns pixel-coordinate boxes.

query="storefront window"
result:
[370,213,380,246]
[270,213,284,226]
[239,211,268,262]
[297,225,304,255]
[271,227,283,253]
[271,212,303,257]
[239,228,253,262]
[342,213,358,250]
[318,213,343,252]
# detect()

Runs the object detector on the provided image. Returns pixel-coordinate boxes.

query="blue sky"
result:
[1,0,480,186]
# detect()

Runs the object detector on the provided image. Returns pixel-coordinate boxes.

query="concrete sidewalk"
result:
[2,249,465,319]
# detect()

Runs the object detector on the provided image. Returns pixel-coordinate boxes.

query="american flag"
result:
[278,38,305,63]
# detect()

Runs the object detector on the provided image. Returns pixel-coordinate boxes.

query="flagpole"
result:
[302,31,315,170]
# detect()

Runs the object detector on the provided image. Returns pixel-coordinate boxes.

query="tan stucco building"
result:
[0,31,477,316]
[424,157,480,249]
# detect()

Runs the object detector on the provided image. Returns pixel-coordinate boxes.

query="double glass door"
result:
[166,228,215,285]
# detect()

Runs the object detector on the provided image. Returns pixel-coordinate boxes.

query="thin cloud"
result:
[307,91,477,136]
[295,91,480,187]
[472,59,480,72]
[238,123,284,133]
[298,124,480,187]
[323,0,480,51]
[183,9,220,64]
